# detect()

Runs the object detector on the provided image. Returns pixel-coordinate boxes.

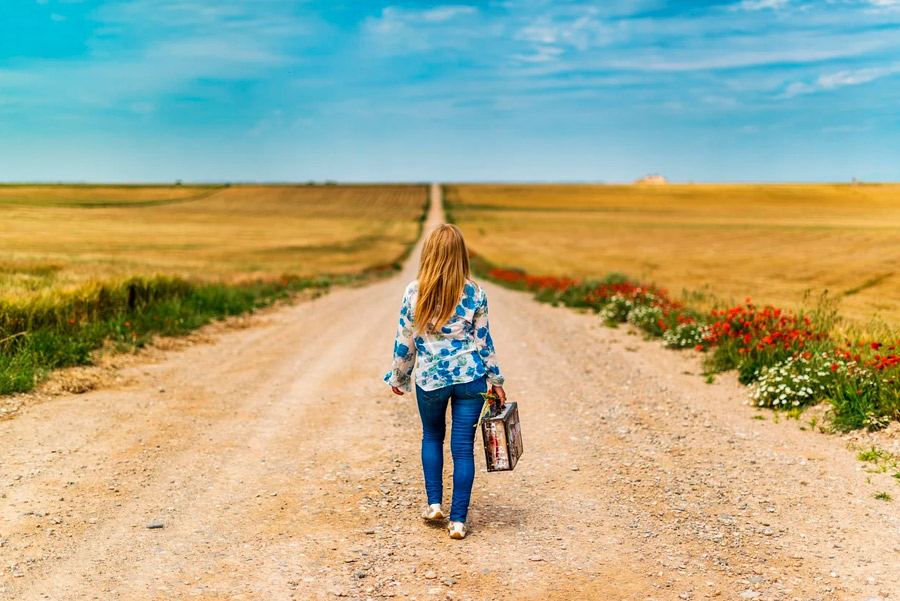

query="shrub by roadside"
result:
[0,274,336,395]
[471,252,900,432]
[0,262,411,397]
[1,186,430,399]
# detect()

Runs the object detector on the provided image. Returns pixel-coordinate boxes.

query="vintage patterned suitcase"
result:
[481,401,523,472]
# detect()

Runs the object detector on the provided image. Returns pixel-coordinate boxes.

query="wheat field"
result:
[1,184,427,299]
[446,183,900,326]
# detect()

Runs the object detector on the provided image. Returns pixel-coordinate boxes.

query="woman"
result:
[384,224,506,540]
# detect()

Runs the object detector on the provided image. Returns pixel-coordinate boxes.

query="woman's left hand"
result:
[491,385,507,404]
[391,386,405,396]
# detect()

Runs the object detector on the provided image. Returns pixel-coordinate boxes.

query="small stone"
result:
[740,591,760,600]
[679,594,690,600]
[529,555,543,561]
[571,467,579,471]
[442,577,456,587]
[364,529,375,535]
[353,569,366,578]
[146,521,164,529]
[424,570,437,579]
[762,529,774,536]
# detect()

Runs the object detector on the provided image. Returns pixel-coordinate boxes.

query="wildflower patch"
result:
[475,254,900,432]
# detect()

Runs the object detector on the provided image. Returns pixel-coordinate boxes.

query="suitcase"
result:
[480,401,523,472]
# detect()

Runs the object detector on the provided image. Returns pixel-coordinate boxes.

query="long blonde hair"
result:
[415,224,470,335]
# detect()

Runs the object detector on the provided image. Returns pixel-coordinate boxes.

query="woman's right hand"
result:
[491,385,506,404]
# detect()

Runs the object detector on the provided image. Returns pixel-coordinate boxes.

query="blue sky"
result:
[1,0,898,182]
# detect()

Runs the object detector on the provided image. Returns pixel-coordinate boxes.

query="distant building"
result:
[635,174,669,185]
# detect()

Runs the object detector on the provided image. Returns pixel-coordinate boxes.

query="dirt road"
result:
[2,184,900,601]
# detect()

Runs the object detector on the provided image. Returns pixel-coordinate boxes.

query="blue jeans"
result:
[415,376,487,523]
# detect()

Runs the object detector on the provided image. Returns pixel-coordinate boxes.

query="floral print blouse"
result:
[384,279,505,392]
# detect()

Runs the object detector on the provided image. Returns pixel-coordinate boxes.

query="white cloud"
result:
[862,0,900,14]
[779,81,814,98]
[779,62,900,97]
[818,65,893,87]
[0,0,315,119]
[738,0,790,10]
[604,45,882,72]
[91,1,316,41]
[515,13,618,51]
[701,94,740,108]
[151,38,285,64]
[419,6,478,23]
[50,13,67,22]
[513,45,564,63]
[502,2,900,80]
[9,0,900,141]
[367,4,477,33]
[362,5,482,54]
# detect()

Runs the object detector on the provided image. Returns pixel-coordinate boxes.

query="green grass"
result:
[857,447,888,462]
[1,185,429,397]
[853,445,900,475]
[0,274,350,395]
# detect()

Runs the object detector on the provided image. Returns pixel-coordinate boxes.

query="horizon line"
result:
[0,179,896,186]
